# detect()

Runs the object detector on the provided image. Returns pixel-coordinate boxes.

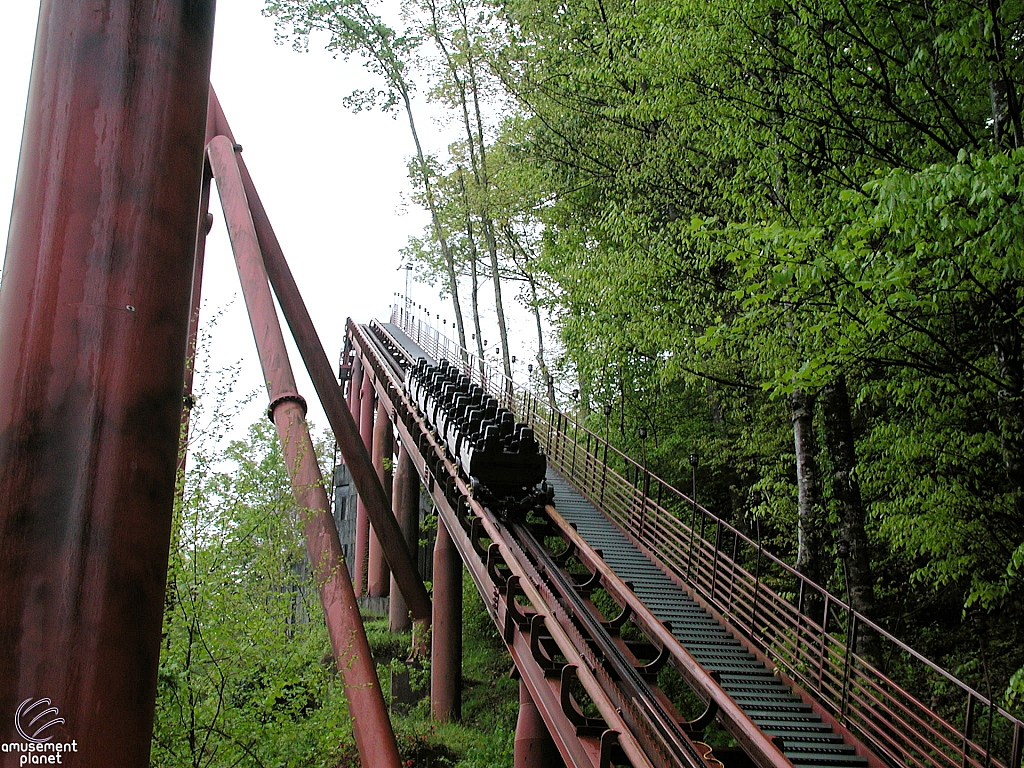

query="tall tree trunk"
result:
[704,381,746,524]
[792,388,826,621]
[982,7,1022,511]
[525,271,556,406]
[985,0,1023,150]
[994,282,1024,520]
[458,170,487,373]
[504,226,556,406]
[819,374,879,661]
[984,6,1024,517]
[459,0,512,379]
[400,87,468,352]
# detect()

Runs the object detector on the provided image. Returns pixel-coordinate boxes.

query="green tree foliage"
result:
[491,0,1024,698]
[153,420,352,768]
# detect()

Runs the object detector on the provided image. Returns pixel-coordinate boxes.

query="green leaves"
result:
[153,422,347,768]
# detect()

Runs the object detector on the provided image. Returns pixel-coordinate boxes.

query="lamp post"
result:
[396,262,413,321]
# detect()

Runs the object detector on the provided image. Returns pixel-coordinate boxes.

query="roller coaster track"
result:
[347,312,1024,768]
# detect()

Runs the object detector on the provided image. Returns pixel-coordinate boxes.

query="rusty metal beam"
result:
[431,516,463,722]
[516,678,564,768]
[185,165,214,410]
[355,373,374,595]
[206,92,431,624]
[368,399,394,597]
[0,2,215,763]
[207,135,401,768]
[389,442,420,632]
[349,352,363,423]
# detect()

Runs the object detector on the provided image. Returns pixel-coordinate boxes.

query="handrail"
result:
[389,306,1024,768]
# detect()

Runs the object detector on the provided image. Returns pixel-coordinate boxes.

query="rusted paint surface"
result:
[431,516,462,722]
[368,399,393,597]
[355,372,375,596]
[207,135,401,768]
[389,443,419,632]
[0,2,215,764]
[515,679,563,768]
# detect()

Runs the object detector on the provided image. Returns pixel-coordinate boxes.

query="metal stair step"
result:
[701,661,772,674]
[737,701,814,714]
[774,733,844,745]
[785,753,868,767]
[546,468,867,768]
[716,670,778,682]
[720,676,788,690]
[729,692,805,704]
[674,636,743,648]
[748,710,823,723]
[689,649,759,663]
[784,743,858,756]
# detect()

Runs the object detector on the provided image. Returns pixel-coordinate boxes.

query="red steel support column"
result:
[0,2,215,764]
[368,400,394,597]
[431,517,463,721]
[348,353,363,423]
[515,679,563,768]
[354,373,375,596]
[185,166,214,406]
[389,443,420,632]
[345,353,362,588]
[207,136,401,768]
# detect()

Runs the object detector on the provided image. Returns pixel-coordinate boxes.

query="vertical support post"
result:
[390,443,420,632]
[0,2,215,763]
[207,136,401,768]
[515,679,563,768]
[348,354,363,419]
[962,694,977,768]
[431,516,462,722]
[368,400,394,598]
[184,166,214,408]
[354,371,375,596]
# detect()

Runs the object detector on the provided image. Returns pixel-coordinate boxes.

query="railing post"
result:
[638,470,651,540]
[600,436,609,505]
[570,419,578,478]
[818,594,831,691]
[962,694,977,768]
[750,546,762,638]
[711,519,722,600]
[686,496,698,582]
[841,612,857,718]
[727,530,739,608]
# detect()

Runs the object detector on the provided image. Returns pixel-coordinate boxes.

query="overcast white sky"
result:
[0,0,464,437]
